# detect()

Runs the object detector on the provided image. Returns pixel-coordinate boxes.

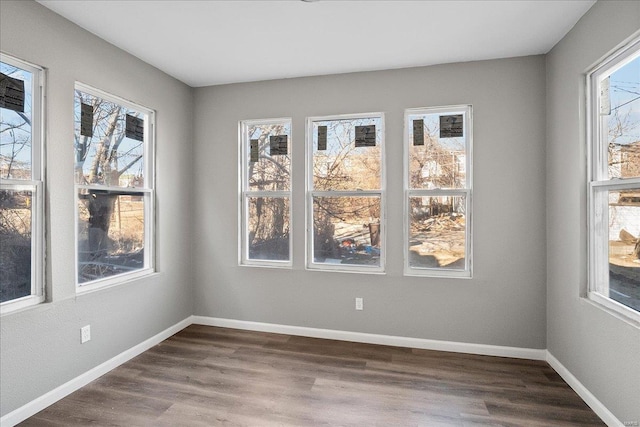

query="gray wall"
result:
[193,56,548,349]
[0,1,194,416]
[546,0,640,422]
[5,0,636,422]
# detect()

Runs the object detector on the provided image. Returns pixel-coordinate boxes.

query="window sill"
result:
[306,264,386,275]
[76,268,157,296]
[404,268,472,279]
[239,262,293,270]
[585,292,640,328]
[0,294,45,316]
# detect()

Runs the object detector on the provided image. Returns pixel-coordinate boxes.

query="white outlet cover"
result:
[81,325,91,343]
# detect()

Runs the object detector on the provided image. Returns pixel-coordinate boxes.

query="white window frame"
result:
[239,117,293,268]
[74,82,155,293]
[306,112,386,274]
[403,105,473,278]
[0,53,45,314]
[587,35,640,324]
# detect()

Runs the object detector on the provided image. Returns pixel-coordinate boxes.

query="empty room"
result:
[1,0,639,426]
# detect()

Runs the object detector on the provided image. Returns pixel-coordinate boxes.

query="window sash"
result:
[240,194,291,266]
[0,181,44,314]
[306,113,386,273]
[404,105,472,278]
[73,83,155,290]
[0,54,44,182]
[307,193,384,273]
[404,189,471,277]
[239,118,292,267]
[587,35,640,322]
[0,53,44,314]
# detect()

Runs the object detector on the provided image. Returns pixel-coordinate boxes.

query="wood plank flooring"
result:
[20,325,605,426]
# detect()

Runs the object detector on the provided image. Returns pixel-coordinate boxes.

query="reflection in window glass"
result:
[247,196,290,261]
[77,190,146,283]
[607,189,640,312]
[0,189,32,302]
[409,196,466,270]
[312,196,381,266]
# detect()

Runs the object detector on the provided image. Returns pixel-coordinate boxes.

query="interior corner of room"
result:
[0,0,639,426]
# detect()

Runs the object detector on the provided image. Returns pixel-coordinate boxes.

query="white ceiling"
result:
[37,0,596,88]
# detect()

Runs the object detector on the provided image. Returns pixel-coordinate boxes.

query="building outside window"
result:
[588,36,640,322]
[0,54,45,313]
[74,83,155,291]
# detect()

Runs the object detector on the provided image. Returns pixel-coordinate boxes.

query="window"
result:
[0,54,45,313]
[307,113,385,273]
[405,106,472,277]
[74,83,155,291]
[588,36,640,322]
[239,118,292,267]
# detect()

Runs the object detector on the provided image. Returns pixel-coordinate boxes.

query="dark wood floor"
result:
[20,325,604,426]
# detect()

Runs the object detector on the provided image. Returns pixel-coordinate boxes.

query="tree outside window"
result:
[74,84,154,288]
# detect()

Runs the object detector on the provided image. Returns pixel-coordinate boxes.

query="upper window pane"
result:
[1,62,33,180]
[311,117,382,191]
[603,53,640,180]
[246,122,291,192]
[74,90,147,188]
[408,111,467,190]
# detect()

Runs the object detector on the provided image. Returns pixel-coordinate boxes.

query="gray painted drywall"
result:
[0,0,194,416]
[546,0,640,422]
[5,0,636,422]
[193,56,548,349]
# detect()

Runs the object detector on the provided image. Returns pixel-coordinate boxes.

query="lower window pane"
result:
[247,196,290,261]
[0,190,32,302]
[608,189,640,312]
[77,190,145,284]
[409,195,466,270]
[312,196,381,266]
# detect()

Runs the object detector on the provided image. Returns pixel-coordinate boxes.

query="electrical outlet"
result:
[355,297,363,311]
[81,325,91,343]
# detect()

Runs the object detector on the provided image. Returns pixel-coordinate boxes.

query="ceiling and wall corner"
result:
[36,0,596,87]
[2,0,639,425]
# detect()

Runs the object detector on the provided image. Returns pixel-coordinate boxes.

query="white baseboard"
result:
[0,317,192,427]
[3,316,621,427]
[545,352,623,427]
[192,316,548,360]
